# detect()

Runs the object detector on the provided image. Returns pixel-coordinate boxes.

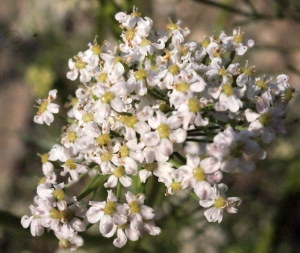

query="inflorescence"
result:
[22,8,295,251]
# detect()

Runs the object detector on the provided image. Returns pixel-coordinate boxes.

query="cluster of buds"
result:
[22,7,295,251]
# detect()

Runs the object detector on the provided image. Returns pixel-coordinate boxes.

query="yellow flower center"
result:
[135,70,148,81]
[201,36,210,48]
[118,223,127,230]
[129,201,140,214]
[113,166,125,178]
[53,189,65,201]
[67,131,77,142]
[193,167,205,182]
[125,29,135,41]
[59,239,70,250]
[100,152,112,162]
[188,98,200,113]
[40,153,49,164]
[120,145,129,158]
[92,44,101,55]
[145,162,158,171]
[104,201,115,215]
[256,80,268,90]
[166,21,178,31]
[168,64,180,75]
[38,177,46,185]
[75,60,86,69]
[258,112,273,126]
[98,73,107,83]
[219,67,227,76]
[101,91,114,104]
[60,209,74,223]
[125,115,138,128]
[65,159,76,170]
[170,182,182,191]
[140,38,151,46]
[214,196,227,209]
[241,66,256,76]
[222,84,234,96]
[175,82,189,92]
[157,124,170,138]
[96,134,110,146]
[233,33,243,44]
[284,87,294,101]
[82,113,94,122]
[38,101,48,114]
[50,209,62,219]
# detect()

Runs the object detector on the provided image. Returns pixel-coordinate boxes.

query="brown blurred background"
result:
[0,0,300,252]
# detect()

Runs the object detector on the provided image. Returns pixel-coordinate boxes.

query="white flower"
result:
[200,184,241,223]
[86,190,127,237]
[34,89,59,126]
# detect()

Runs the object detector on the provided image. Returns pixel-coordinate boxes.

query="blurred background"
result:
[0,0,300,252]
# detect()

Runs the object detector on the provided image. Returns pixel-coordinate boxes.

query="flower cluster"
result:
[23,8,295,251]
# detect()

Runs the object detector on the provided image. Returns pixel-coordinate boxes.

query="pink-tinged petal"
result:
[159,138,173,157]
[113,213,127,226]
[47,103,59,113]
[248,120,263,133]
[113,229,127,248]
[111,97,125,112]
[125,227,140,241]
[245,109,260,122]
[21,215,33,228]
[125,191,136,203]
[33,115,44,124]
[111,82,127,97]
[134,121,151,134]
[193,181,213,200]
[143,147,155,163]
[124,157,137,174]
[238,156,254,173]
[261,127,276,143]
[140,205,155,220]
[154,147,169,162]
[207,171,223,184]
[124,127,136,141]
[86,206,104,223]
[167,115,181,129]
[42,110,54,126]
[31,219,44,236]
[142,132,160,146]
[199,199,214,208]
[79,69,91,83]
[139,169,152,183]
[221,157,239,172]
[186,154,200,168]
[100,216,117,238]
[66,70,78,81]
[170,128,187,143]
[136,80,147,96]
[120,175,132,187]
[104,175,118,188]
[70,217,86,232]
[227,95,241,112]
[107,190,118,202]
[200,157,220,174]
[136,106,153,121]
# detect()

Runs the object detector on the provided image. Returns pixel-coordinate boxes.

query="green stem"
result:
[116,181,122,199]
[173,152,186,164]
[168,157,183,168]
[190,192,200,201]
[185,138,213,143]
[77,174,109,201]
